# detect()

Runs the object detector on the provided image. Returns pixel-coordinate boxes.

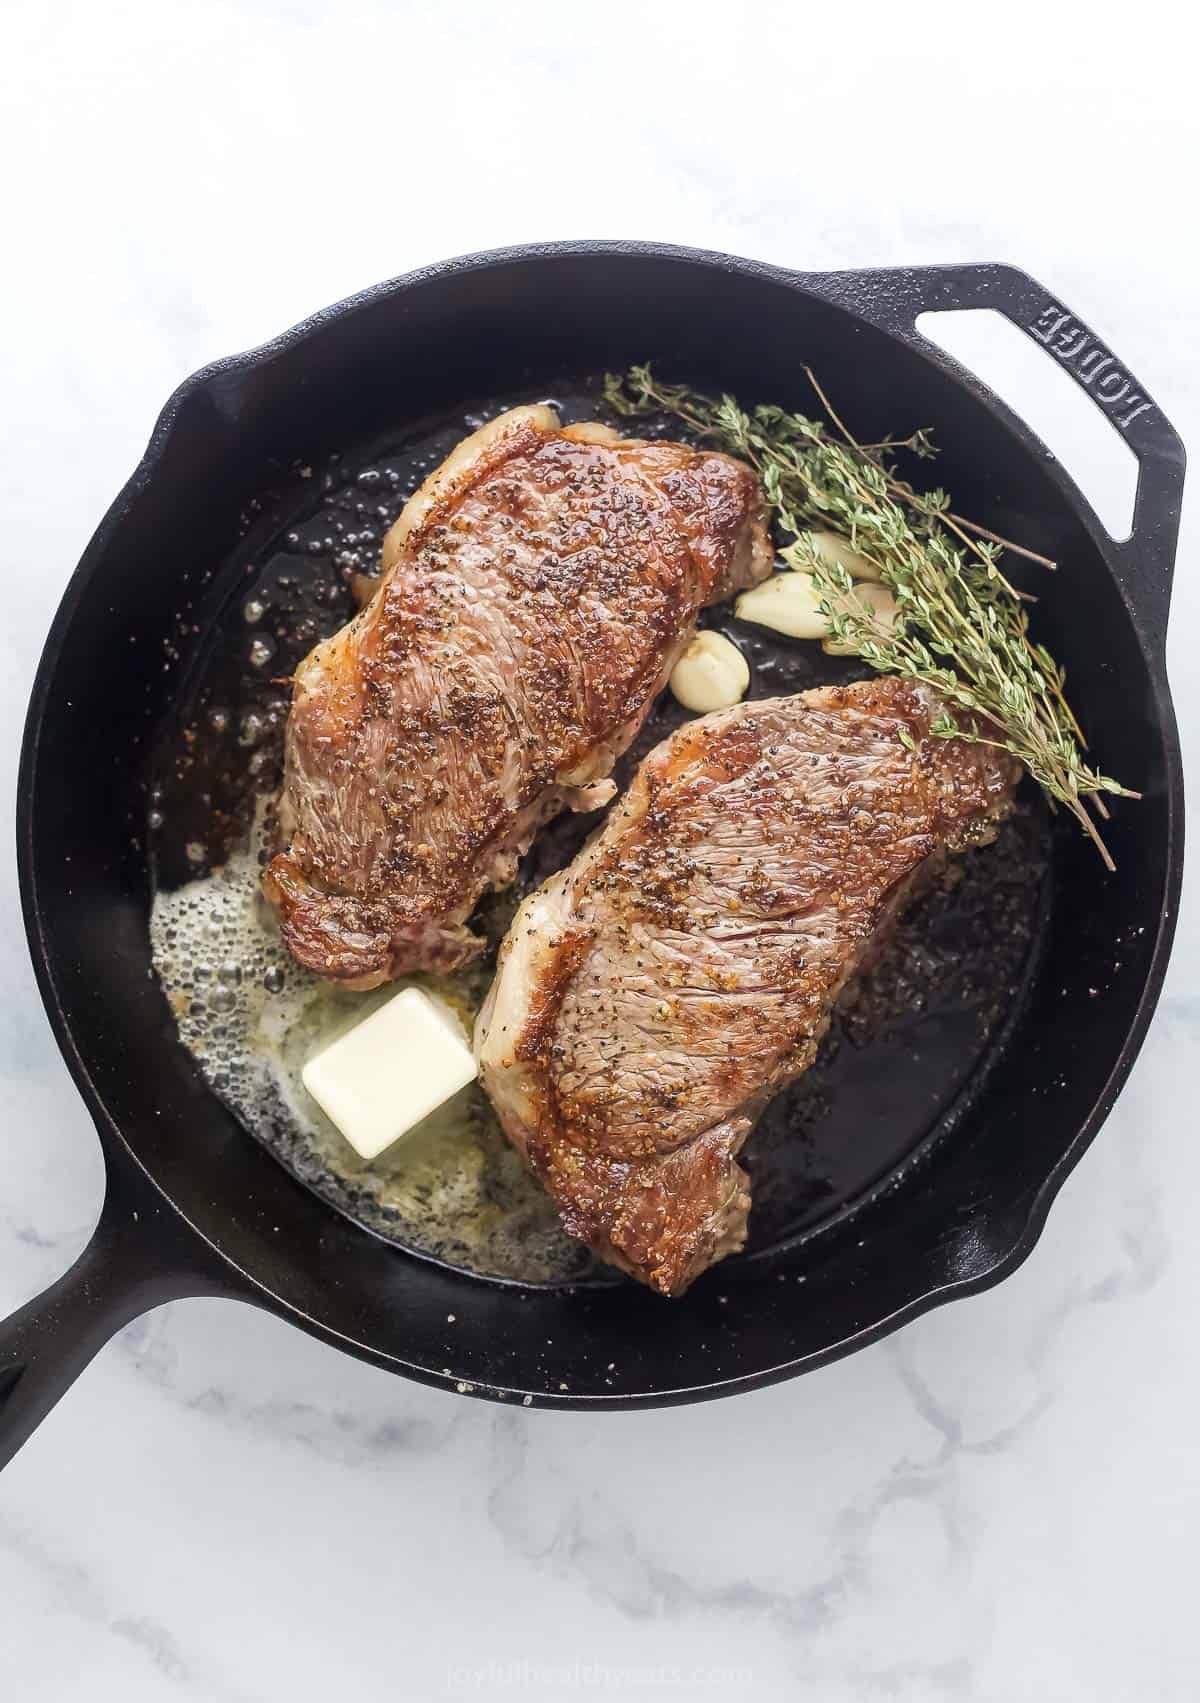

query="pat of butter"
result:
[301,987,477,1160]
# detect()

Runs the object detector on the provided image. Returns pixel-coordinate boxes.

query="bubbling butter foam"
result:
[148,805,590,1284]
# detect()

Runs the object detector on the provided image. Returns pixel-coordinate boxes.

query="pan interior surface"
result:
[146,377,1054,1289]
[23,250,1175,1402]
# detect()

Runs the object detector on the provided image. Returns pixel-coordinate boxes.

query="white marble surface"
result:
[1,3,1197,1698]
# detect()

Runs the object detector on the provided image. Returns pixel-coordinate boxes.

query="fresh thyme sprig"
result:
[603,364,1135,869]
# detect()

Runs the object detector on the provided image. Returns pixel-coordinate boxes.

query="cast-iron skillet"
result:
[1,244,1185,1468]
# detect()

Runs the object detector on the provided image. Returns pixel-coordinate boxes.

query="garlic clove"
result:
[821,581,899,655]
[735,571,830,640]
[669,631,750,713]
[801,530,882,583]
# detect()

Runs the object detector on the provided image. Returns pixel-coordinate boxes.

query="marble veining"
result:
[2,2,1197,1698]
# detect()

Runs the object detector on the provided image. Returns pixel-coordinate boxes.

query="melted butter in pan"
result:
[150,803,592,1284]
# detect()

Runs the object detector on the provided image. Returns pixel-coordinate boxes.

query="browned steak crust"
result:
[264,411,771,986]
[475,678,1020,1295]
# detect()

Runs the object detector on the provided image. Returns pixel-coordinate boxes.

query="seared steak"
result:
[265,406,771,986]
[475,678,1020,1295]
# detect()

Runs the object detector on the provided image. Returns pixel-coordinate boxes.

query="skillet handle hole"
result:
[916,307,1139,541]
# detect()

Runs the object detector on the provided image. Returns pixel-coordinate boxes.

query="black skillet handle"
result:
[808,262,1186,651]
[0,1141,234,1472]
